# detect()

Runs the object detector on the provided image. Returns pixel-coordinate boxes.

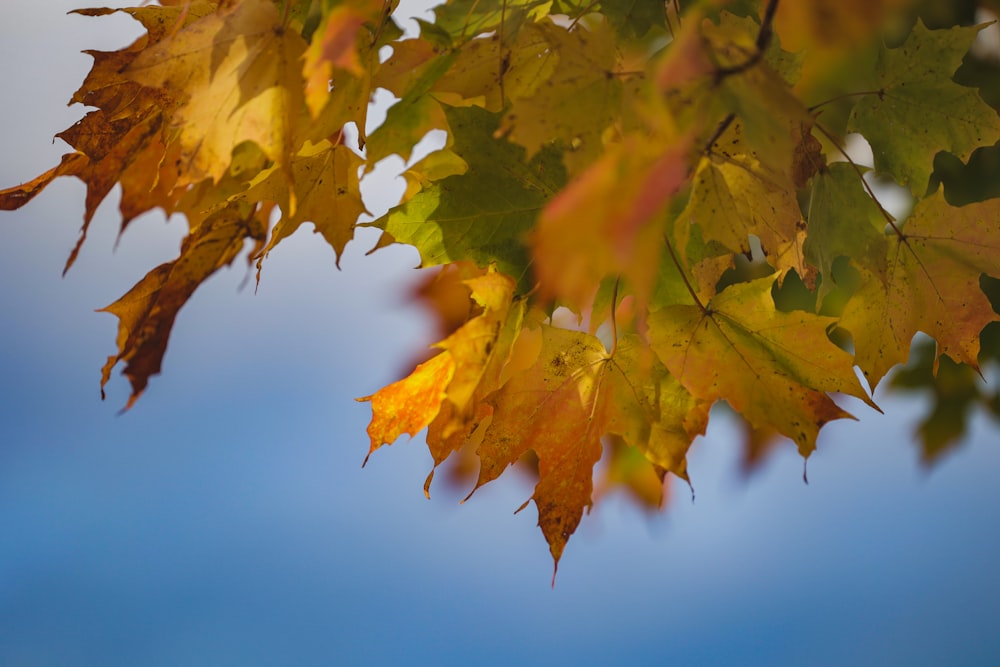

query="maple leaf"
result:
[696,12,813,179]
[423,269,525,488]
[804,162,888,302]
[890,338,990,464]
[359,265,524,484]
[100,203,266,410]
[498,19,623,172]
[247,141,368,267]
[595,438,669,510]
[848,20,1000,195]
[10,0,1000,574]
[0,4,220,271]
[841,191,1000,387]
[68,4,216,110]
[432,21,556,112]
[470,326,705,574]
[676,120,807,281]
[358,351,456,466]
[533,133,695,314]
[649,274,876,457]
[0,102,169,273]
[125,0,310,186]
[365,52,456,164]
[301,1,386,117]
[370,104,565,289]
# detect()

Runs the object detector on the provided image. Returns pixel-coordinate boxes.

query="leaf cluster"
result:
[5,0,1000,572]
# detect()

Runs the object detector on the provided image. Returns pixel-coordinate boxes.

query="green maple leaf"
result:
[804,162,888,302]
[370,105,566,290]
[848,20,1000,195]
[432,0,588,40]
[365,52,457,164]
[890,339,986,465]
[601,0,668,38]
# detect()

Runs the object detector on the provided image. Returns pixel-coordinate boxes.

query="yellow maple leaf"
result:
[248,141,368,267]
[125,0,309,186]
[649,274,877,457]
[676,120,808,280]
[498,19,622,172]
[433,21,556,112]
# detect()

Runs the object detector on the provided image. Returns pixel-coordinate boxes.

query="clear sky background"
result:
[1,3,999,666]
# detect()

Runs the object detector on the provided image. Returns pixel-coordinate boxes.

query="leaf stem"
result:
[702,113,736,155]
[499,0,508,103]
[807,90,884,113]
[663,234,709,315]
[280,0,290,29]
[610,70,647,79]
[371,0,396,47]
[166,0,192,40]
[609,275,621,356]
[664,0,675,40]
[756,0,779,50]
[568,0,600,31]
[813,122,903,237]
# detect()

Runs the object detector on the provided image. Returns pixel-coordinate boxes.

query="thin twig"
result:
[714,0,779,80]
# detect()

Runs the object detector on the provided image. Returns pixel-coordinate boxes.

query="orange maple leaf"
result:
[842,191,1000,387]
[358,351,456,466]
[470,325,705,578]
[533,134,695,314]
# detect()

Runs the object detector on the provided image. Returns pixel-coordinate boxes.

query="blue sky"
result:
[2,3,1000,666]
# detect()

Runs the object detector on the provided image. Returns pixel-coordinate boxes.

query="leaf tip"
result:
[117,392,140,416]
[423,468,435,499]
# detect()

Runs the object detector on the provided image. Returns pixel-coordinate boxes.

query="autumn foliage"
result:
[4,0,1000,573]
